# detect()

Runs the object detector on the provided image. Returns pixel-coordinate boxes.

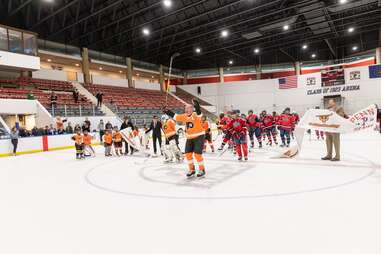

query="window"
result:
[8,29,22,53]
[23,33,37,55]
[0,27,8,51]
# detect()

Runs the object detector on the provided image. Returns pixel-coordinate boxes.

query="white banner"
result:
[276,104,378,158]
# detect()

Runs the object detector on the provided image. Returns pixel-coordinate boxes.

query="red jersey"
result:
[262,115,275,128]
[246,114,259,128]
[277,114,295,130]
[219,116,231,130]
[227,118,247,134]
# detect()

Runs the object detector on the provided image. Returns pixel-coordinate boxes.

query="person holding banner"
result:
[322,99,348,162]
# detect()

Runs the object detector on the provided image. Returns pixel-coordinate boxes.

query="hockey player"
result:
[246,110,262,148]
[113,127,123,156]
[103,130,113,157]
[71,129,84,159]
[162,115,183,163]
[83,129,95,157]
[163,99,206,178]
[217,113,232,151]
[261,110,278,146]
[202,115,214,152]
[227,112,248,161]
[277,107,295,147]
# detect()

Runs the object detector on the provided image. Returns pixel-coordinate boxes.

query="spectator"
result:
[145,115,163,155]
[73,89,79,103]
[10,127,19,156]
[105,121,113,131]
[98,119,105,142]
[50,91,58,109]
[74,124,82,133]
[66,122,74,134]
[48,124,56,135]
[120,116,134,155]
[31,126,39,136]
[82,118,91,132]
[43,126,49,135]
[96,92,103,107]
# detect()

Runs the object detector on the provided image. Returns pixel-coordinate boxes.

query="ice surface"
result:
[0,131,381,254]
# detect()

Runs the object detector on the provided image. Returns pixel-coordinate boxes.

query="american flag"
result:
[279,75,298,89]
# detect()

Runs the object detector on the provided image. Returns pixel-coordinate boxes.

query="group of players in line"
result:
[69,99,301,178]
[215,108,301,161]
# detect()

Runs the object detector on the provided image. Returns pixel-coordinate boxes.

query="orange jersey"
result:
[72,134,83,145]
[133,129,139,137]
[56,121,64,130]
[103,133,113,144]
[174,112,204,139]
[83,134,92,145]
[113,132,123,142]
[163,119,176,138]
[202,120,210,133]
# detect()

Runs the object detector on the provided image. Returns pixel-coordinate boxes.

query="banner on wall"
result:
[321,65,345,86]
[349,71,361,80]
[307,84,360,95]
[369,64,381,79]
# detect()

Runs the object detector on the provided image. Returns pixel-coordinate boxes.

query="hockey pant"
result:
[233,133,248,158]
[280,129,291,145]
[185,135,205,172]
[264,127,277,144]
[75,143,84,158]
[248,127,262,147]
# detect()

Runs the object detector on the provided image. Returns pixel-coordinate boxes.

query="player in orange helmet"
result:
[71,129,84,159]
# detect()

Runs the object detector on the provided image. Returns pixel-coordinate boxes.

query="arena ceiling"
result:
[1,0,381,69]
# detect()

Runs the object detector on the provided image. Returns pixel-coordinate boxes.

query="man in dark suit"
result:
[145,116,163,155]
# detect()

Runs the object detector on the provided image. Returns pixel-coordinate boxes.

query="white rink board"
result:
[0,130,381,254]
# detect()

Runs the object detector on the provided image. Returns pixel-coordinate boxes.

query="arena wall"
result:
[179,65,381,115]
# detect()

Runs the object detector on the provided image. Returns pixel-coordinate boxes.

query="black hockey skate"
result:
[186,170,196,178]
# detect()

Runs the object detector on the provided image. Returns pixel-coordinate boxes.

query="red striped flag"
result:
[279,75,298,89]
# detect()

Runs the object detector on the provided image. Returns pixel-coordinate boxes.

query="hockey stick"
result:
[165,52,180,107]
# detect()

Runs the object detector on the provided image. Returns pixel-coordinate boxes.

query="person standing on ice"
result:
[246,110,262,148]
[227,112,249,161]
[163,99,206,178]
[277,107,295,147]
[322,99,348,162]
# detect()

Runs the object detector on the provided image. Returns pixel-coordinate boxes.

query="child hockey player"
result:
[227,112,248,161]
[113,127,123,156]
[202,115,214,152]
[83,129,95,157]
[261,110,278,146]
[277,107,295,147]
[163,99,206,178]
[71,129,84,159]
[103,130,113,156]
[246,110,262,148]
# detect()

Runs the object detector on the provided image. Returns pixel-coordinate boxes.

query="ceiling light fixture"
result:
[142,28,150,36]
[163,0,172,8]
[221,30,229,38]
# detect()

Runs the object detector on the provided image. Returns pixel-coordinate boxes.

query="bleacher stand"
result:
[85,84,184,126]
[0,77,104,117]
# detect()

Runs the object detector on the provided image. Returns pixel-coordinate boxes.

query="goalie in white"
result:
[161,115,184,163]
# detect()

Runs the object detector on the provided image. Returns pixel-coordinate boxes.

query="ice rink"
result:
[1,131,381,254]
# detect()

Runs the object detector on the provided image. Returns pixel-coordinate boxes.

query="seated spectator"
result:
[48,124,57,135]
[31,126,39,136]
[66,122,74,134]
[74,124,81,133]
[105,121,113,131]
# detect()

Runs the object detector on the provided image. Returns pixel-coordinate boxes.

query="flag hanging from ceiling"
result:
[278,75,298,89]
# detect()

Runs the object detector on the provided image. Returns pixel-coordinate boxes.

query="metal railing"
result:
[50,104,104,117]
